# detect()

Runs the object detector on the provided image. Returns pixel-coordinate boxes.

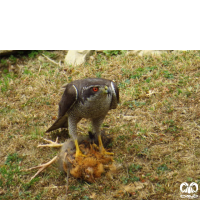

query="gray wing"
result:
[110,81,119,109]
[46,83,78,132]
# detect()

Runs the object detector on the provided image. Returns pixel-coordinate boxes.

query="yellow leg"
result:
[98,135,114,155]
[75,139,86,157]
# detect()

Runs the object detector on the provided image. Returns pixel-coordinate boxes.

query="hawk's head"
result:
[81,84,112,103]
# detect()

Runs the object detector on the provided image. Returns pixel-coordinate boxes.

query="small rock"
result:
[64,50,94,66]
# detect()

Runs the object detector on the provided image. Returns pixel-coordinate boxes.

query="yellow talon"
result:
[98,135,114,155]
[75,139,86,157]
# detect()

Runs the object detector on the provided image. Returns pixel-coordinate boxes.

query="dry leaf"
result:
[124,182,146,193]
[90,192,96,199]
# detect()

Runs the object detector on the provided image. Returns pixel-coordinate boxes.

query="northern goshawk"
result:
[46,78,119,157]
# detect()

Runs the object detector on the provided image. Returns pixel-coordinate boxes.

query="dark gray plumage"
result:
[46,78,119,157]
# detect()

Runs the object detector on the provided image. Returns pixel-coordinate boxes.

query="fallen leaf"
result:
[134,182,145,190]
[90,192,96,199]
[123,182,146,194]
[124,184,135,193]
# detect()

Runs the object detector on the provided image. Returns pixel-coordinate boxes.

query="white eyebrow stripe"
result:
[111,82,116,95]
[72,85,78,101]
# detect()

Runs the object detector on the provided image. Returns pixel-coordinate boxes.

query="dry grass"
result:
[0,50,200,200]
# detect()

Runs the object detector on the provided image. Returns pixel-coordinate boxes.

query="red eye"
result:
[92,87,99,92]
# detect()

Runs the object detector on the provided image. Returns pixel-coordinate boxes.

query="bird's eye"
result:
[92,87,99,92]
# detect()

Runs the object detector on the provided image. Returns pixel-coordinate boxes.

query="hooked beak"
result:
[103,86,111,95]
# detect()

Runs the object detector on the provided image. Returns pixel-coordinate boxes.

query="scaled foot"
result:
[37,137,63,148]
[75,139,87,157]
[98,135,114,155]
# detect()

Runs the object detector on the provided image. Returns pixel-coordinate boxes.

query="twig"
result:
[42,54,59,66]
[26,156,58,180]
[58,60,62,68]
[38,65,42,74]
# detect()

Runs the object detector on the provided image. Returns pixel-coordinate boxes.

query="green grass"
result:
[103,50,126,56]
[0,153,42,199]
[0,50,200,199]
[28,50,41,58]
[1,59,8,67]
[42,51,57,59]
[0,71,17,92]
[9,55,17,64]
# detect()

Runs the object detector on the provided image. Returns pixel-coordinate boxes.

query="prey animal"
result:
[46,78,119,157]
